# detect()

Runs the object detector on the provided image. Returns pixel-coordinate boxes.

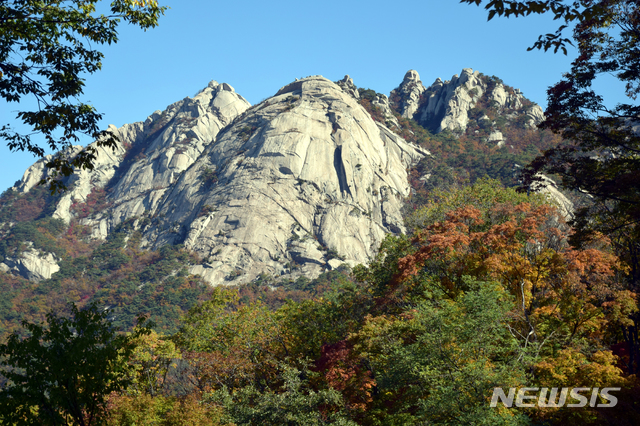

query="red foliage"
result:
[70,188,109,220]
[391,202,635,353]
[315,340,375,411]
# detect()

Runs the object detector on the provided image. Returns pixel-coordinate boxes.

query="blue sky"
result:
[0,0,625,193]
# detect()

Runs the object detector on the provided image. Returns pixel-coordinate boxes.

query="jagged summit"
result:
[391,68,545,136]
[3,69,563,288]
[392,70,426,119]
[7,75,426,285]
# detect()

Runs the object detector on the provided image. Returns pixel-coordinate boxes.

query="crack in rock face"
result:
[148,76,426,285]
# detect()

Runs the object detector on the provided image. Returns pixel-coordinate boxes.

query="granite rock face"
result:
[530,174,574,220]
[370,93,400,129]
[14,81,251,239]
[390,70,426,119]
[336,75,359,100]
[418,68,485,133]
[10,68,556,286]
[0,244,60,282]
[341,75,399,129]
[11,76,426,285]
[142,76,426,284]
[391,68,545,135]
[86,81,251,240]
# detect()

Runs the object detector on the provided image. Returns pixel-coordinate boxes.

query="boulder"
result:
[488,130,506,147]
[2,246,60,282]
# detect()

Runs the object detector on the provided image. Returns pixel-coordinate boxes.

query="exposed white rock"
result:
[85,81,251,239]
[327,258,345,270]
[526,105,545,127]
[336,75,359,99]
[13,124,142,208]
[491,84,508,108]
[337,75,399,129]
[11,80,251,237]
[391,68,545,136]
[4,69,568,289]
[390,70,426,119]
[530,174,574,219]
[418,68,485,133]
[54,133,133,224]
[14,155,57,194]
[491,83,527,112]
[371,93,400,129]
[2,246,60,282]
[138,76,426,285]
[9,75,425,286]
[488,130,506,147]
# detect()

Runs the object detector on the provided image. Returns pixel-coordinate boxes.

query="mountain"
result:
[4,76,426,287]
[0,68,573,335]
[385,69,571,215]
[391,68,545,135]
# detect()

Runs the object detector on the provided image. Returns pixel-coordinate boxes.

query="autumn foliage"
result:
[3,180,640,425]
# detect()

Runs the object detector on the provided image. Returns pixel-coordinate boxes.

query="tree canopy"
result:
[0,0,166,192]
[1,181,638,424]
[0,303,151,426]
[462,0,640,375]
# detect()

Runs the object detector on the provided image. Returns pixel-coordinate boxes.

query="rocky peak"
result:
[390,68,546,145]
[13,80,251,236]
[416,68,486,133]
[9,75,426,286]
[138,75,426,284]
[336,75,359,99]
[390,70,426,119]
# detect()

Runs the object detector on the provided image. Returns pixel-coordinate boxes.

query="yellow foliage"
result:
[535,348,630,389]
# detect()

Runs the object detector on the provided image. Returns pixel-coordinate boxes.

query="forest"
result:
[4,180,639,425]
[0,178,640,425]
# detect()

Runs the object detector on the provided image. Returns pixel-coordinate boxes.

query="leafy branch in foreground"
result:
[0,303,152,426]
[0,0,167,192]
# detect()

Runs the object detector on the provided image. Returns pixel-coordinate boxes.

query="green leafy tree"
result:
[349,279,530,425]
[0,0,167,192]
[461,0,640,375]
[0,303,151,426]
[351,180,634,423]
[125,330,182,397]
[208,364,357,426]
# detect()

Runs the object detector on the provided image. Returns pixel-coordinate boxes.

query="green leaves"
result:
[209,364,357,426]
[0,1,167,192]
[462,2,640,379]
[0,302,151,425]
[347,279,530,425]
[460,1,587,53]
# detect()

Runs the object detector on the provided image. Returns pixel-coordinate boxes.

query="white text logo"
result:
[490,387,620,408]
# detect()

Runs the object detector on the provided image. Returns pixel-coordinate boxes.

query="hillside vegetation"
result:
[1,69,637,425]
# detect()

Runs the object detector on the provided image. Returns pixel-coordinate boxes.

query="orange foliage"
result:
[394,202,636,352]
